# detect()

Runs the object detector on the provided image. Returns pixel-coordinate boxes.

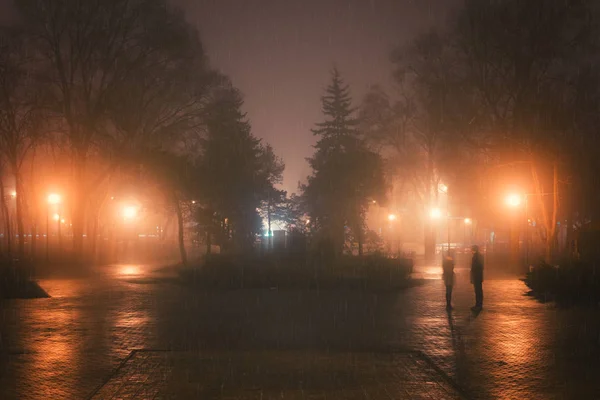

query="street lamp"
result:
[388,213,397,221]
[464,218,472,249]
[430,208,442,219]
[47,193,61,205]
[46,193,62,263]
[505,192,529,267]
[505,193,522,208]
[122,205,138,221]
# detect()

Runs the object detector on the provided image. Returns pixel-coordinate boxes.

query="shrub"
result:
[179,252,414,291]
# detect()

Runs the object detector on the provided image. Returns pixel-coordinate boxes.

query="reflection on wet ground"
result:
[0,264,599,399]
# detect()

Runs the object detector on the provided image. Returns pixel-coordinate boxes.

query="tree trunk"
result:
[424,146,435,259]
[173,192,187,266]
[0,180,11,258]
[549,160,559,261]
[531,159,559,263]
[30,223,36,260]
[29,149,38,260]
[71,152,88,261]
[90,213,99,264]
[162,216,172,241]
[357,225,364,257]
[13,166,25,260]
[205,230,211,255]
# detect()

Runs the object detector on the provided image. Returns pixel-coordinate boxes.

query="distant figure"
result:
[442,251,455,310]
[470,245,484,310]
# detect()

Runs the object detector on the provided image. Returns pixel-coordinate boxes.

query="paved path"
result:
[1,264,599,399]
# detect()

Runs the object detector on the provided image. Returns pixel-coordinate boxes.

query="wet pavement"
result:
[1,263,599,399]
[89,350,463,399]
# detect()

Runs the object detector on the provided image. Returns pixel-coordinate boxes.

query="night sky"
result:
[176,0,459,194]
[1,0,459,194]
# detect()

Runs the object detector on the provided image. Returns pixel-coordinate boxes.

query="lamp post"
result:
[47,193,61,263]
[505,193,531,267]
[388,213,397,255]
[429,207,442,255]
[122,205,138,262]
[464,218,472,249]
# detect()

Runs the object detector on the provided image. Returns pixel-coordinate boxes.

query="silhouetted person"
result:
[442,251,455,310]
[470,245,484,310]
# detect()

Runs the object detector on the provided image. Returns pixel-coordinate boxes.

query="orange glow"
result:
[47,193,61,204]
[10,190,16,198]
[53,213,60,221]
[464,218,472,224]
[122,205,138,220]
[430,208,442,219]
[505,194,522,207]
[388,213,397,221]
[120,265,139,275]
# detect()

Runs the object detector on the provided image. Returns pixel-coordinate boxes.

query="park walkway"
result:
[1,263,599,399]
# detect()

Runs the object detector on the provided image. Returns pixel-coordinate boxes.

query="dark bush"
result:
[179,252,415,291]
[0,258,49,299]
[525,260,600,304]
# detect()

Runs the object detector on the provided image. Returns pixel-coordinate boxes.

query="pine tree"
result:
[312,67,359,140]
[303,69,386,258]
[197,85,265,252]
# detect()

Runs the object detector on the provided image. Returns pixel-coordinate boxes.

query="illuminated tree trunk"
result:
[29,150,37,260]
[0,179,11,258]
[424,147,435,260]
[12,166,25,260]
[71,152,88,262]
[531,159,559,263]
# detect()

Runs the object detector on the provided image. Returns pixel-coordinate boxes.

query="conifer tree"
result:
[303,68,386,258]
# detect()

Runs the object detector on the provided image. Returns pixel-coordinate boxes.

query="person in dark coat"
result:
[442,251,455,310]
[470,245,484,310]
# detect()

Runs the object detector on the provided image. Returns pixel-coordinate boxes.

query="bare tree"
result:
[0,30,44,260]
[454,0,597,260]
[15,0,208,259]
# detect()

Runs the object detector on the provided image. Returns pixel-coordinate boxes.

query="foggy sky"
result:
[0,0,459,194]
[175,0,459,194]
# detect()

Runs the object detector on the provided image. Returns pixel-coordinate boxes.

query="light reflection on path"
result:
[0,264,599,399]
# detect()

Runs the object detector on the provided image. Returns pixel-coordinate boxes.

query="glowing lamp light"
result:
[438,183,448,193]
[430,208,442,219]
[10,190,16,198]
[53,213,60,221]
[121,266,139,275]
[464,218,472,224]
[388,214,397,221]
[122,206,138,220]
[505,194,522,207]
[47,193,61,204]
